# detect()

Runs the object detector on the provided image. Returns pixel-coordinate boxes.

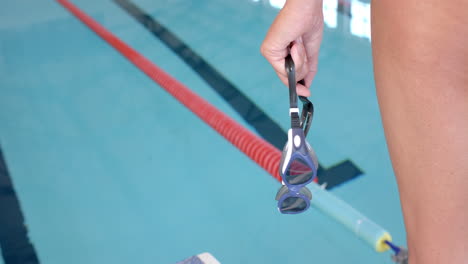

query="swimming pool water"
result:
[0,0,405,263]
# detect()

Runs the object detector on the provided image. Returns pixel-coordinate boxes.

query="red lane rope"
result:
[56,0,283,181]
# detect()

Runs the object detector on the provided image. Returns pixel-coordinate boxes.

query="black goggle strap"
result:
[285,54,298,109]
[285,54,314,135]
[299,95,314,137]
[285,54,301,128]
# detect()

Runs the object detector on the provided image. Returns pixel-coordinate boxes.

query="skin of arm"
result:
[262,0,468,263]
[261,0,324,97]
[372,0,468,263]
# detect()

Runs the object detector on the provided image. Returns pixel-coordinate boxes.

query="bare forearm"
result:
[372,0,468,263]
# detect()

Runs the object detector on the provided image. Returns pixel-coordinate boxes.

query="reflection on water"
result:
[255,0,371,41]
[349,0,371,40]
[324,0,338,28]
[268,0,286,9]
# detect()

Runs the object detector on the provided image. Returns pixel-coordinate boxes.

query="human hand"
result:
[261,0,324,97]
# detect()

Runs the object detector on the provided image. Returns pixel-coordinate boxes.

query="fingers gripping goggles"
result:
[275,54,318,214]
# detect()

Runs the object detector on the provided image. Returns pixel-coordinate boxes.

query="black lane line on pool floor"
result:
[0,147,40,264]
[114,0,363,189]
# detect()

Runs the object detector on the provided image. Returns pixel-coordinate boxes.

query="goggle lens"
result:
[279,196,308,213]
[276,186,312,214]
[285,158,314,185]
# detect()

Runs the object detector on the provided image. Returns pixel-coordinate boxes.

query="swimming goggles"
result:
[275,54,319,214]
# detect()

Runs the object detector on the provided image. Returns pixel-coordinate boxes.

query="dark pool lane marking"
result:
[114,0,363,189]
[0,147,40,264]
[114,0,288,148]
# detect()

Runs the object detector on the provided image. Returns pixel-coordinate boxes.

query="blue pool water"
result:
[0,0,405,263]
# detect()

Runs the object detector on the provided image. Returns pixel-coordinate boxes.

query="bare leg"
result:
[371,1,468,263]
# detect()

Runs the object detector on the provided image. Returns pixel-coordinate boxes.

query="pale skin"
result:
[261,0,468,263]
